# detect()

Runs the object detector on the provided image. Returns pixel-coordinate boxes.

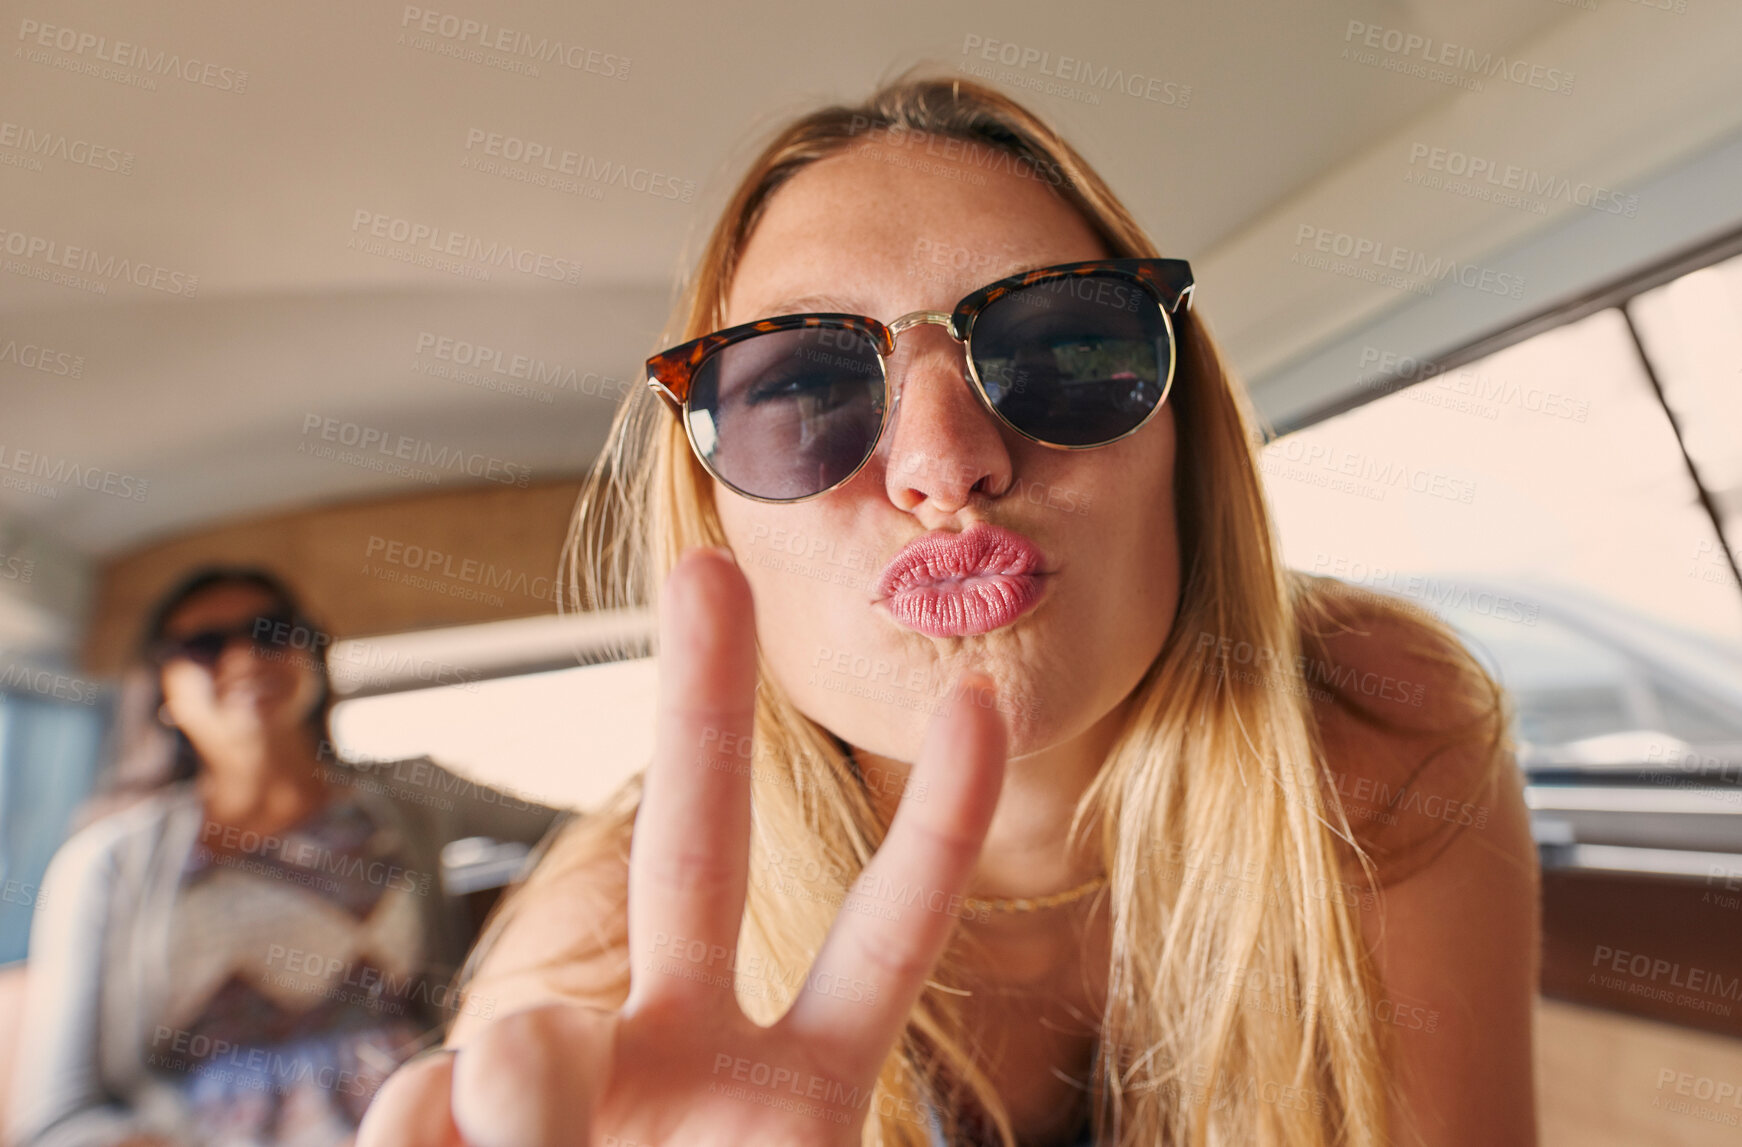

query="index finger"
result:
[624,546,759,1015]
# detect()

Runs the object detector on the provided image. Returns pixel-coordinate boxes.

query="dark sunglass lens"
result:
[248,612,294,649]
[970,275,1172,446]
[687,326,885,500]
[180,632,231,667]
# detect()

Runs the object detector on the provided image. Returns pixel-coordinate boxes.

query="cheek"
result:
[721,507,864,642]
[1042,417,1180,644]
[276,654,324,706]
[1040,413,1177,561]
[1120,452,1180,610]
[270,646,318,681]
[713,497,898,717]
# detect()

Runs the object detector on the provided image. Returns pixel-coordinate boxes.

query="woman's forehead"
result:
[749,145,1088,250]
[162,584,281,633]
[726,152,1104,323]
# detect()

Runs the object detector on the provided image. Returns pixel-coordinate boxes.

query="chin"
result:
[786,604,1101,749]
[800,694,1008,766]
[228,696,308,732]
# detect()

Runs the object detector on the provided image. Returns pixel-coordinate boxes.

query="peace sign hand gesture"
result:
[358,546,1009,1146]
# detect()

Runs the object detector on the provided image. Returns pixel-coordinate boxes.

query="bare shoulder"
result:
[448,780,639,1045]
[1292,574,1541,1144]
[1291,573,1518,887]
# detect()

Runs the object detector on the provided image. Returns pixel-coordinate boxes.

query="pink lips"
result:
[873,524,1049,637]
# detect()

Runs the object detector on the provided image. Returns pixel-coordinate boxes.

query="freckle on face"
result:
[709,139,1182,765]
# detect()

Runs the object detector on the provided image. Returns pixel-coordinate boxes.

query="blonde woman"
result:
[359,74,1539,1147]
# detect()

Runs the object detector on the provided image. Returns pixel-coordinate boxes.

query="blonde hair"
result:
[477,71,1510,1147]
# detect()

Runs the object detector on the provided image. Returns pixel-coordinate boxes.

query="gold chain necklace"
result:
[961,875,1107,916]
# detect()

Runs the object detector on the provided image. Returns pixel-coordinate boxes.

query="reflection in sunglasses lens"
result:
[971,273,1171,446]
[690,325,886,501]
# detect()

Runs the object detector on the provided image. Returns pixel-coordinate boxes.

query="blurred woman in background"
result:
[8,567,561,1147]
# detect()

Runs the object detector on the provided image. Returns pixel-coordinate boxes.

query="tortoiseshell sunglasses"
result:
[645,257,1195,503]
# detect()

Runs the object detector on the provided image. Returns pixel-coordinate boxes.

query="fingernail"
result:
[689,544,737,566]
[956,670,995,702]
[403,1044,458,1069]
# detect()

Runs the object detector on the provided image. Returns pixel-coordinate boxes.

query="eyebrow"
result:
[756,292,869,317]
[749,258,1059,321]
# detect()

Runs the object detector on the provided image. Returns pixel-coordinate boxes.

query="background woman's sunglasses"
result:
[151,610,306,668]
[645,257,1195,503]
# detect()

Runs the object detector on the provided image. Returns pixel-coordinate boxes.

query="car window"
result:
[1264,298,1742,772]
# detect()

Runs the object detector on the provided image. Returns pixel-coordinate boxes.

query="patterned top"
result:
[146,797,431,1146]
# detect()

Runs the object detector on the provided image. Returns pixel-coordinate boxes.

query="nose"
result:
[218,635,268,675]
[878,322,1014,515]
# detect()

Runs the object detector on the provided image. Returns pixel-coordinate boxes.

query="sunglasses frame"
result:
[645,257,1196,504]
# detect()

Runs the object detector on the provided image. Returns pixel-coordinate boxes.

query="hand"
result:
[357,545,1008,1146]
